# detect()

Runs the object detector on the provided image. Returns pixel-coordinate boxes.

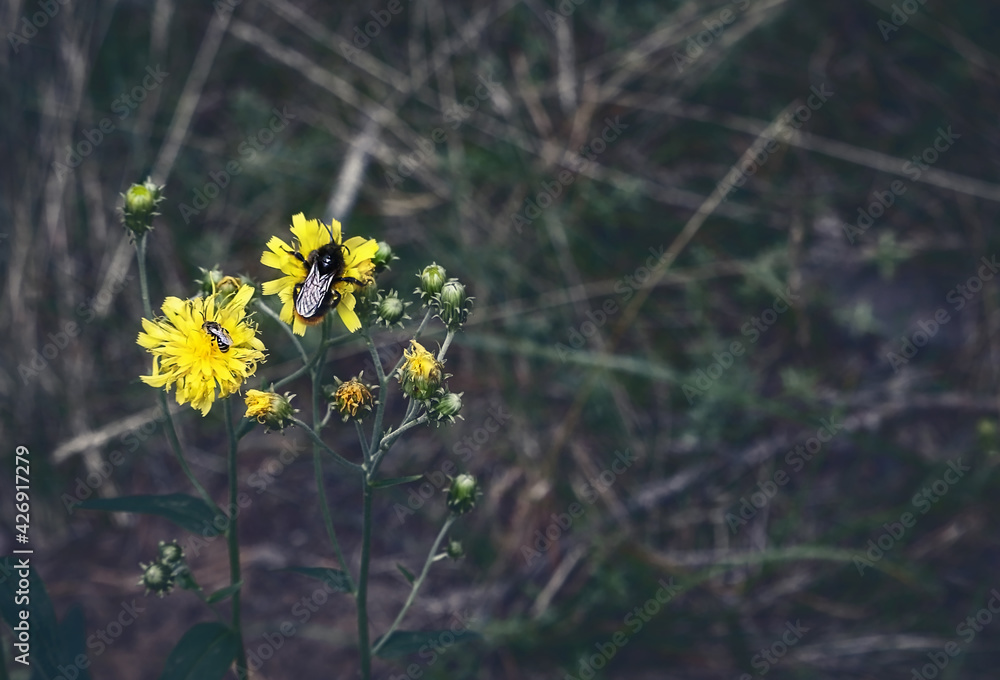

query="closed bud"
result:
[373,241,396,270]
[121,177,164,235]
[138,561,175,597]
[376,290,410,327]
[446,473,480,515]
[416,263,447,304]
[445,539,465,560]
[437,279,473,329]
[430,390,463,425]
[244,390,297,431]
[157,540,185,568]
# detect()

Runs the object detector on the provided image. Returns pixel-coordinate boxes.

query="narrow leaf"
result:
[371,474,424,489]
[205,582,242,604]
[159,622,237,680]
[396,563,415,584]
[78,494,220,535]
[374,629,481,659]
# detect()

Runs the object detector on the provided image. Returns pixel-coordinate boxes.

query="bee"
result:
[203,321,233,353]
[288,241,366,324]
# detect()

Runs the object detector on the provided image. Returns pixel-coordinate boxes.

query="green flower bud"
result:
[446,473,480,515]
[122,177,164,236]
[244,390,297,431]
[430,391,463,425]
[138,561,175,597]
[376,290,410,327]
[416,263,447,304]
[157,540,185,568]
[373,241,396,270]
[437,279,473,330]
[445,539,465,560]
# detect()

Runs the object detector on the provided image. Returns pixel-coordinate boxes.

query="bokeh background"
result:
[3,0,1000,677]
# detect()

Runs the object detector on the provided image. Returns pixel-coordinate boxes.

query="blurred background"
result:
[3,0,1000,677]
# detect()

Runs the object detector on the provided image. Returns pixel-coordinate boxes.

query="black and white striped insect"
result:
[202,321,233,353]
[288,241,365,324]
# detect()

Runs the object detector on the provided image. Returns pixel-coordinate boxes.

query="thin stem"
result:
[365,330,390,461]
[223,399,248,678]
[358,477,374,680]
[135,233,219,513]
[290,417,364,474]
[313,443,355,591]
[255,298,309,364]
[355,419,371,465]
[436,329,456,362]
[371,516,456,657]
[371,414,428,477]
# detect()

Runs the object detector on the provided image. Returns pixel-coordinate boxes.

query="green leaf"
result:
[281,567,353,593]
[371,474,425,489]
[159,622,237,680]
[205,582,242,604]
[374,629,481,659]
[396,563,415,584]
[78,494,220,535]
[56,605,92,680]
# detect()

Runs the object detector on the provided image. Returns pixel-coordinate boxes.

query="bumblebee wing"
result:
[295,264,336,318]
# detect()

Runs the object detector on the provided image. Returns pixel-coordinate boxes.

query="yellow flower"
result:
[327,375,375,420]
[260,213,378,335]
[244,389,296,430]
[398,340,444,400]
[137,285,266,416]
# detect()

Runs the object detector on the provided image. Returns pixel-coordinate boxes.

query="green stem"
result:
[313,441,355,592]
[255,298,309,364]
[291,417,364,474]
[371,414,428,477]
[135,233,219,513]
[358,477,374,680]
[371,515,456,657]
[436,329,456,362]
[223,399,248,678]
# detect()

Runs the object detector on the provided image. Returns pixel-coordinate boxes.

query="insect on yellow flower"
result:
[260,213,378,335]
[137,285,266,416]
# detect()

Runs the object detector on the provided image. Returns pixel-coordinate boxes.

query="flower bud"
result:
[325,374,376,421]
[417,263,447,304]
[446,473,480,515]
[445,539,465,560]
[437,279,473,330]
[376,290,410,327]
[244,390,297,431]
[122,177,164,235]
[398,341,444,401]
[430,390,463,425]
[157,540,185,568]
[138,561,175,597]
[373,241,396,270]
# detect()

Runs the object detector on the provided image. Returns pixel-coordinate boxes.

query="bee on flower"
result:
[137,284,266,416]
[260,213,378,335]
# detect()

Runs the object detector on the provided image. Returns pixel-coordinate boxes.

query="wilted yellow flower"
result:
[328,376,375,420]
[260,213,378,335]
[137,285,266,416]
[398,340,443,400]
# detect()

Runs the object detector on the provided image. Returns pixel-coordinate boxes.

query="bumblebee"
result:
[289,242,366,324]
[203,321,233,353]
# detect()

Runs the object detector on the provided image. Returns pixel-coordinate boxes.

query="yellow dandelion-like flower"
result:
[398,340,444,401]
[260,213,378,335]
[327,375,375,420]
[137,285,266,416]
